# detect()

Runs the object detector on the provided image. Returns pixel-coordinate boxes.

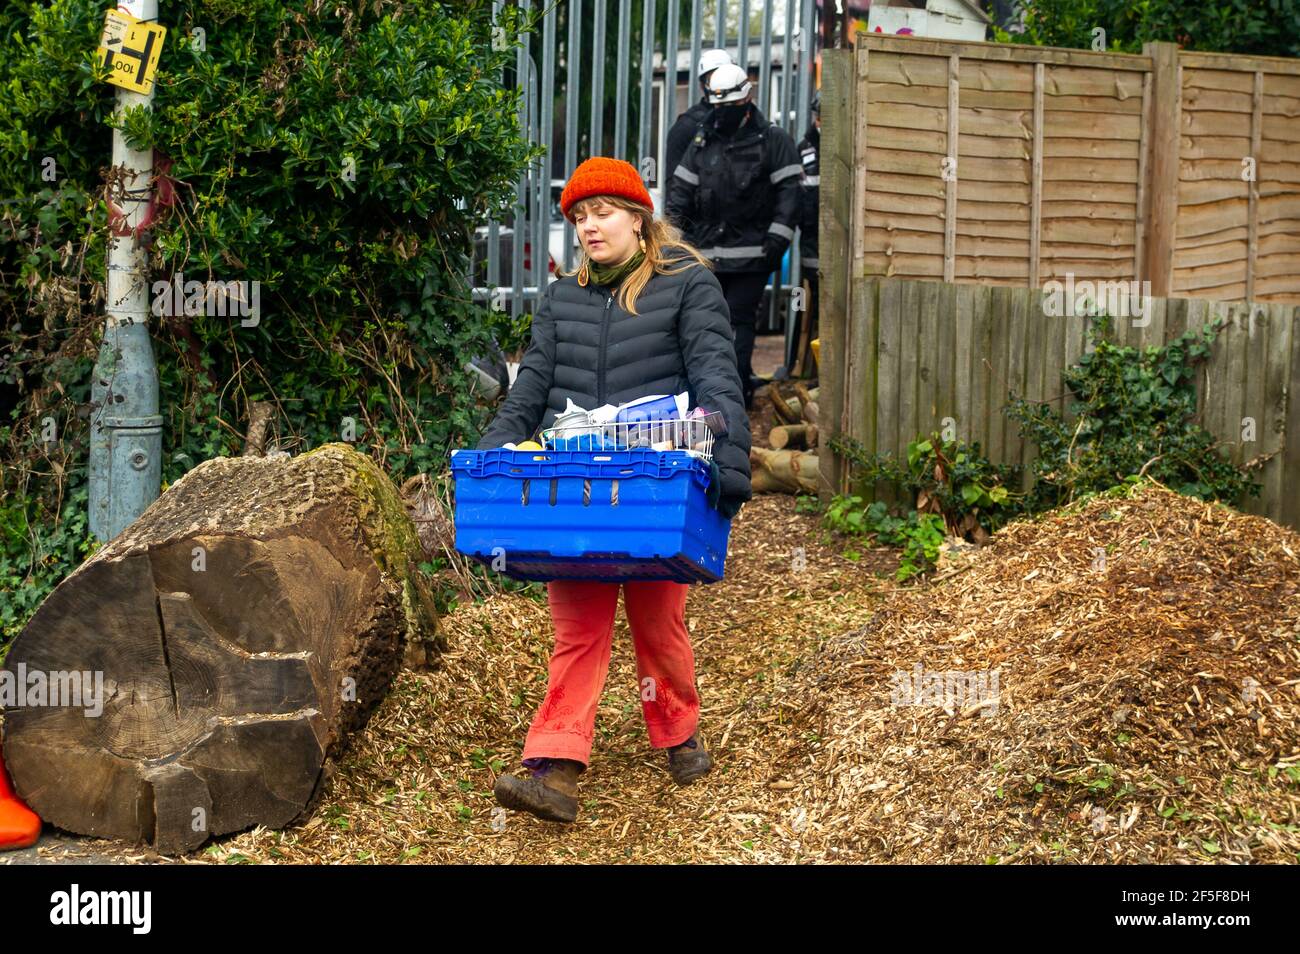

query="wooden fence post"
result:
[943,54,959,285]
[1143,41,1180,296]
[817,48,856,500]
[1246,70,1263,303]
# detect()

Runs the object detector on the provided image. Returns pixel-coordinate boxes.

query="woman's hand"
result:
[676,267,752,512]
[475,291,557,450]
[706,459,744,519]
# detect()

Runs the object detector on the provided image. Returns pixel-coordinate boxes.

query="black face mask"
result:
[713,103,748,135]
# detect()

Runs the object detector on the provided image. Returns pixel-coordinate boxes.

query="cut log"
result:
[767,384,801,425]
[751,468,790,494]
[769,424,818,451]
[751,447,821,494]
[794,385,820,426]
[769,400,800,426]
[0,443,439,854]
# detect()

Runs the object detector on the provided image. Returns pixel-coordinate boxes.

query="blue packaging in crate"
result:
[450,447,731,583]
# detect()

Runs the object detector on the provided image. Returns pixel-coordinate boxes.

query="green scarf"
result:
[589,248,645,289]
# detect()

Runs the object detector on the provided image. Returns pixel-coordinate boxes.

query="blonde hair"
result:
[559,195,712,315]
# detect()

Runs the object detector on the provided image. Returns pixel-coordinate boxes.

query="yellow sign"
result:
[97,9,166,94]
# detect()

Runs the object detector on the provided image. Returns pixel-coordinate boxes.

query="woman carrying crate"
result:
[476,156,752,823]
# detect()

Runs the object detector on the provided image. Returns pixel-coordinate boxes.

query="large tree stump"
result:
[0,443,439,854]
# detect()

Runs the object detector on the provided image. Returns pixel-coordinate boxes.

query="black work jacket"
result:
[665,104,803,274]
[797,124,819,269]
[665,99,713,190]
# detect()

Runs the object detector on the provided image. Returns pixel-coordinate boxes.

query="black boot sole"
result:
[493,776,579,823]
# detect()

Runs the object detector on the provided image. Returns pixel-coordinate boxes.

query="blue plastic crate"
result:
[450,447,732,583]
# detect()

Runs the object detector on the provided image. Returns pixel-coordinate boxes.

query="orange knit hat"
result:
[559,157,654,223]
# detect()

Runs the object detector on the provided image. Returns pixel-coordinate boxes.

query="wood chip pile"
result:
[765,484,1300,863]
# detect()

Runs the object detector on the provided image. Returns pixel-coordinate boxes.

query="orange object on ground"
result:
[0,738,41,850]
[521,579,701,767]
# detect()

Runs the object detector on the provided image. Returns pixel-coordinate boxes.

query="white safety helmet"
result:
[697,48,732,77]
[705,63,752,104]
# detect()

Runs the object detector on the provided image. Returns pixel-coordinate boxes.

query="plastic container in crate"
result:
[450,447,731,583]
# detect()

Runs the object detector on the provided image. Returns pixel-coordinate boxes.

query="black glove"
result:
[706,459,743,519]
[761,236,787,272]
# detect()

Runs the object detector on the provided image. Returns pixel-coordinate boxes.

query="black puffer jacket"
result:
[476,253,753,508]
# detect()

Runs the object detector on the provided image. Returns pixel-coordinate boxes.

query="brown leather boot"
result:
[666,732,713,785]
[493,757,584,823]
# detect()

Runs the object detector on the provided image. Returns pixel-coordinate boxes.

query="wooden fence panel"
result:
[830,277,1298,528]
[822,39,1300,523]
[842,36,1300,306]
[857,36,1154,294]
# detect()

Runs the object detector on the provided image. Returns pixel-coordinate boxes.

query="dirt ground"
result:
[13,372,1296,865]
[10,493,895,865]
[12,372,907,865]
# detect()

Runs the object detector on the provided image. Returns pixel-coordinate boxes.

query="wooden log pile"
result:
[752,382,822,495]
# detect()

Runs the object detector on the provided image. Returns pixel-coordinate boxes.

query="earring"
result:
[638,233,646,253]
[577,261,589,286]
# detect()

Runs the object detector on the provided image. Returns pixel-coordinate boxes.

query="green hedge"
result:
[0,0,539,642]
[995,0,1300,58]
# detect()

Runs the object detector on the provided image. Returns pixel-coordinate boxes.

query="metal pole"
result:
[784,0,815,370]
[638,0,656,185]
[781,0,795,132]
[486,0,503,293]
[591,0,607,156]
[90,0,162,542]
[541,4,557,279]
[529,53,543,292]
[614,0,632,160]
[661,0,681,177]
[739,0,750,72]
[564,0,583,268]
[688,0,703,95]
[758,0,774,115]
[512,0,531,316]
[715,0,725,48]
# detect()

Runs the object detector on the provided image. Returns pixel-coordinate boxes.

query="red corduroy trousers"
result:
[520,578,701,766]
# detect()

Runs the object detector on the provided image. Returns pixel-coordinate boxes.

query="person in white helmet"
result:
[665,62,802,409]
[664,48,733,187]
